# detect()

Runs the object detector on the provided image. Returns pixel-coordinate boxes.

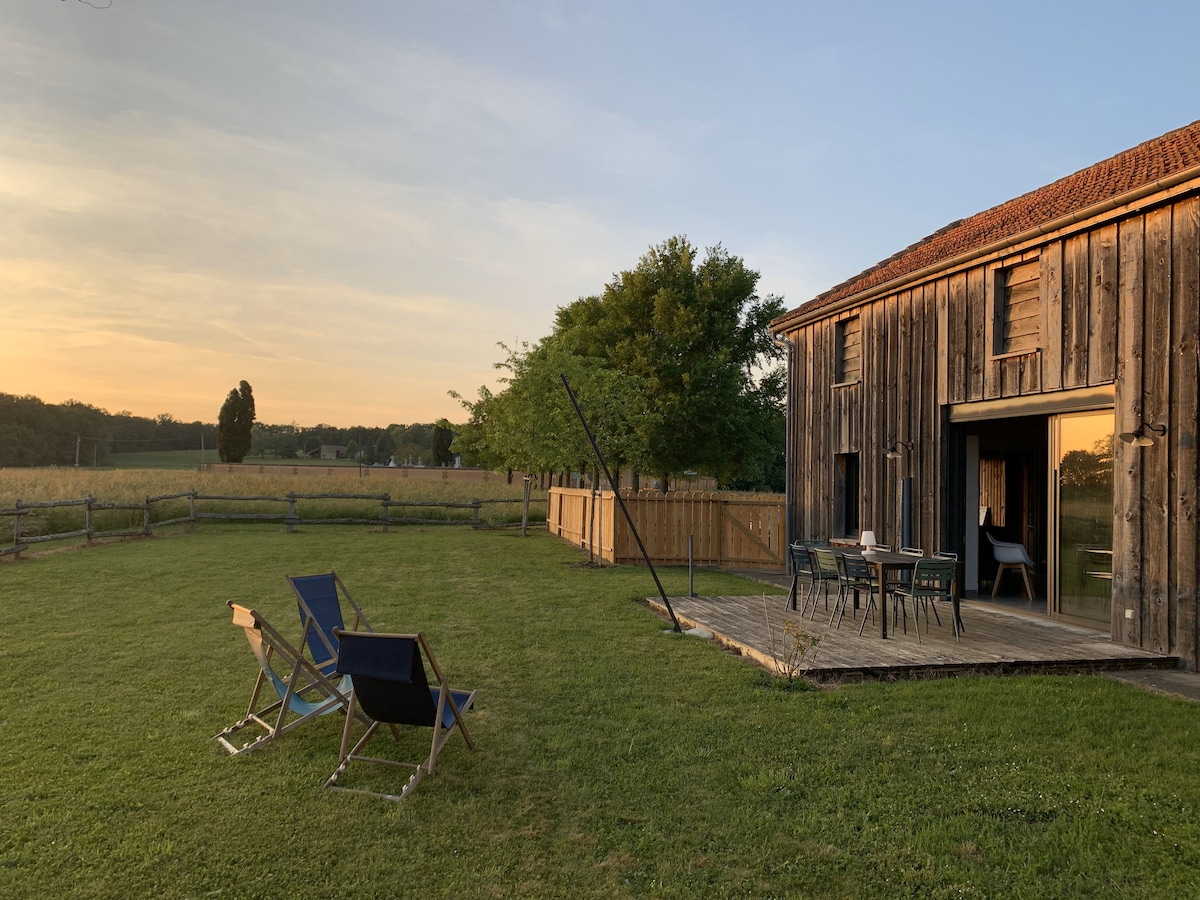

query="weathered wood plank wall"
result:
[780,188,1200,666]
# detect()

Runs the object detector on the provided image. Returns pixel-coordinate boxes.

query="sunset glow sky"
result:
[3,1,1198,427]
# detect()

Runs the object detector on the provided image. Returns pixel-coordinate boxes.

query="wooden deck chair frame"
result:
[325,629,476,802]
[286,571,375,678]
[215,602,358,756]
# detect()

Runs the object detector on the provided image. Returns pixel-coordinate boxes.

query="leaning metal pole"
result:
[560,374,682,633]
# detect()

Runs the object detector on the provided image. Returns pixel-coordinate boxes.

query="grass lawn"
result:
[1,528,1198,898]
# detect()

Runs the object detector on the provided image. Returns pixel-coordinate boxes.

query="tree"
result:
[217,380,255,463]
[452,338,657,484]
[374,429,395,466]
[432,419,456,466]
[567,238,785,487]
[452,238,785,489]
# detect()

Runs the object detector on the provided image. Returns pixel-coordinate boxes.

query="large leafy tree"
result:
[217,380,256,463]
[551,236,785,488]
[455,237,785,489]
[452,339,655,483]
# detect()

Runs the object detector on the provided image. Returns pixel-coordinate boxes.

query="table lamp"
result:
[859,530,877,549]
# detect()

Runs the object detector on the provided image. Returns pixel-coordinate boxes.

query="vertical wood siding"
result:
[782,193,1200,666]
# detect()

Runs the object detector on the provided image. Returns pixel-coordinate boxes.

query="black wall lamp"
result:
[884,440,913,460]
[1118,423,1167,447]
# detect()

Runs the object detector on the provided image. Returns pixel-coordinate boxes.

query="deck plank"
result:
[649,591,1176,680]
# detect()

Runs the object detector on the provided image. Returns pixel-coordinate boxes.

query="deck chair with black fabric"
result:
[215,602,357,756]
[325,629,477,802]
[286,572,375,679]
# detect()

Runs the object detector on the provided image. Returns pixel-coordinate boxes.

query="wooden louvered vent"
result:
[836,315,862,383]
[998,260,1040,355]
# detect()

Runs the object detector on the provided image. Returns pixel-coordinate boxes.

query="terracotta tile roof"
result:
[775,119,1200,326]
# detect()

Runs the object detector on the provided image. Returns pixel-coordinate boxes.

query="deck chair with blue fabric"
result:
[286,572,375,679]
[215,601,356,756]
[325,629,477,802]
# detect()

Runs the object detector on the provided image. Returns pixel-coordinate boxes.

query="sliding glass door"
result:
[1051,412,1114,627]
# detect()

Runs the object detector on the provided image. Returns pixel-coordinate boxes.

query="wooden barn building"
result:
[770,120,1200,669]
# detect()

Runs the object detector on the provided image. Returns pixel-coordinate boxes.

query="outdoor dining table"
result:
[831,548,962,639]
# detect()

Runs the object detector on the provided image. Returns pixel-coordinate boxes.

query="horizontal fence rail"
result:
[547,487,786,571]
[0,492,548,559]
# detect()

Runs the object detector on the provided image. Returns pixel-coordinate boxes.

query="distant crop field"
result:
[108,450,359,470]
[0,466,546,536]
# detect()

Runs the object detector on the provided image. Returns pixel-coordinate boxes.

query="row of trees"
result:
[0,390,460,469]
[0,393,215,468]
[246,420,456,466]
[451,236,787,491]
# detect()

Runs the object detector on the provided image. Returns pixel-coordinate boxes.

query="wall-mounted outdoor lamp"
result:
[1118,423,1167,447]
[883,440,913,460]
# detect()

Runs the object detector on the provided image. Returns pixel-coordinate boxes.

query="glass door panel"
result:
[1053,412,1113,626]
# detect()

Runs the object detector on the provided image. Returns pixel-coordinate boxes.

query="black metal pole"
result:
[560,374,682,632]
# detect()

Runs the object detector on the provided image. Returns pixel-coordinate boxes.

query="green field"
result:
[2,528,1198,898]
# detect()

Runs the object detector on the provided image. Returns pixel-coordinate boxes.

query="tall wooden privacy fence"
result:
[547,487,787,570]
[0,491,545,559]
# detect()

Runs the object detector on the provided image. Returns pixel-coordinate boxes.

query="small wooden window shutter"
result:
[999,260,1040,354]
[836,316,862,382]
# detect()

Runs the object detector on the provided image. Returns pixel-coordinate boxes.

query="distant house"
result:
[771,120,1200,669]
[316,444,347,460]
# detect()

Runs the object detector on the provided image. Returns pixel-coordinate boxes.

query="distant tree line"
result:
[0,392,463,469]
[248,419,458,467]
[0,393,214,467]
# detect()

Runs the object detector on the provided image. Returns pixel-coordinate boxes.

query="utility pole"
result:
[75,435,80,468]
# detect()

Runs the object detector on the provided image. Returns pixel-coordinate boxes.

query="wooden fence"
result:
[547,487,787,570]
[0,492,546,559]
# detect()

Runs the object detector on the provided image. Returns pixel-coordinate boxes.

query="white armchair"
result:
[986,532,1036,600]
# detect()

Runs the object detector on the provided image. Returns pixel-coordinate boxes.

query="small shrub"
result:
[763,595,823,684]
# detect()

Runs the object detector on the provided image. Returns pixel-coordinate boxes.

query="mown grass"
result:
[0,468,543,534]
[1,528,1198,898]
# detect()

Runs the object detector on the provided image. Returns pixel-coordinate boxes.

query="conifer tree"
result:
[217,380,255,462]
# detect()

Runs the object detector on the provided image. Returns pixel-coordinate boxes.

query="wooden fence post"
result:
[143,496,151,535]
[472,500,481,529]
[188,490,196,532]
[13,501,22,558]
[86,496,95,546]
[380,493,390,532]
[286,493,298,533]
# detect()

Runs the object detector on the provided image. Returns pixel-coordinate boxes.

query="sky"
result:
[2,1,1199,428]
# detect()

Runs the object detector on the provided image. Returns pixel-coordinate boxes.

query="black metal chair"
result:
[784,541,820,612]
[890,557,957,643]
[832,551,878,631]
[808,548,842,621]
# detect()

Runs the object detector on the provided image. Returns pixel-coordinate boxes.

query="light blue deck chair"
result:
[325,630,477,802]
[286,572,375,679]
[215,602,357,756]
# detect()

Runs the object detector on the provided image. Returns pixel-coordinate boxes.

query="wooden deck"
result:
[647,587,1178,681]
